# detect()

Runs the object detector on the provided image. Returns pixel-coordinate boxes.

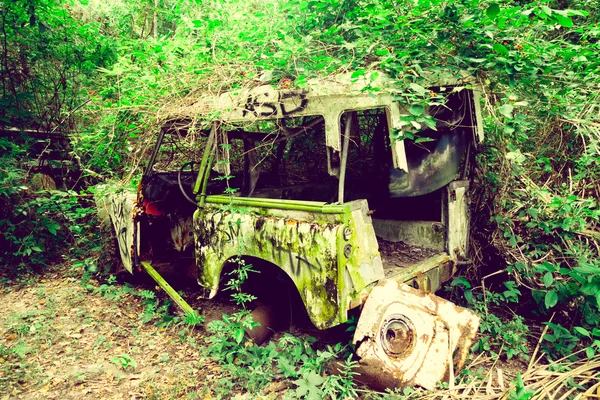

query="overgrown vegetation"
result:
[2,0,600,397]
[0,140,97,276]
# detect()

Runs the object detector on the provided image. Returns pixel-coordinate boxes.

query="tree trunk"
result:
[153,0,159,39]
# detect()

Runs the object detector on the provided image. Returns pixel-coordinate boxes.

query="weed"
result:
[158,352,171,364]
[0,147,97,273]
[451,278,530,360]
[182,311,205,327]
[474,309,530,360]
[321,355,359,400]
[294,369,325,399]
[0,342,41,393]
[206,311,258,362]
[224,257,258,308]
[508,372,535,400]
[91,282,180,327]
[109,354,137,371]
[93,335,109,350]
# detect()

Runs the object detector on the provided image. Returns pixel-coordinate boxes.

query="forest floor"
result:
[0,266,242,400]
[0,265,597,400]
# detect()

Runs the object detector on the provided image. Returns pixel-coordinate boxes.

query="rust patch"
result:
[353,279,480,390]
[439,260,454,283]
[353,358,407,392]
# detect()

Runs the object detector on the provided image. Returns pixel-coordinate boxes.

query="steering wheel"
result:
[178,161,199,205]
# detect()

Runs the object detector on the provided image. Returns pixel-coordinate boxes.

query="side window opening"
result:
[223,115,335,202]
[150,125,209,173]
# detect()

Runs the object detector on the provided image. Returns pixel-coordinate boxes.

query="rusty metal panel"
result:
[195,203,345,328]
[194,198,384,329]
[352,279,480,390]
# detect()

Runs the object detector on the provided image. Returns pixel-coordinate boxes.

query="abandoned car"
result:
[98,71,483,389]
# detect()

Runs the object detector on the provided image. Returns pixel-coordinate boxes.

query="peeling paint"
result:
[352,279,480,390]
[96,191,137,273]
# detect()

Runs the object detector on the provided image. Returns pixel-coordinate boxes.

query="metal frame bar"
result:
[140,261,197,316]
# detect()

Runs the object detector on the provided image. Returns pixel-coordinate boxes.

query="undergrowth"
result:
[0,139,97,278]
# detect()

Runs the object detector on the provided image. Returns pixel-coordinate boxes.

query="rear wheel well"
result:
[220,256,312,328]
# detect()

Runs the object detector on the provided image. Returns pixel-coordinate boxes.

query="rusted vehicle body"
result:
[98,71,482,389]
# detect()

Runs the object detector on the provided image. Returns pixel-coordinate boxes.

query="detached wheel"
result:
[246,303,278,345]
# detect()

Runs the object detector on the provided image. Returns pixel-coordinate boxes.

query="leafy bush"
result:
[0,140,96,276]
[0,0,116,130]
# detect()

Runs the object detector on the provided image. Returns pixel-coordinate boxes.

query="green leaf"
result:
[415,136,435,143]
[581,282,600,296]
[402,131,415,140]
[259,70,273,82]
[409,83,427,96]
[48,221,60,235]
[554,14,573,28]
[234,327,245,344]
[574,264,600,275]
[369,71,379,82]
[499,104,514,118]
[545,290,558,309]
[409,104,424,116]
[451,276,471,288]
[542,272,553,287]
[574,326,591,338]
[277,357,298,378]
[295,379,309,397]
[31,246,42,252]
[493,43,509,56]
[351,68,365,81]
[306,371,324,386]
[567,10,588,17]
[422,116,438,130]
[541,6,552,16]
[586,346,595,359]
[464,289,474,303]
[486,3,500,19]
[294,371,324,399]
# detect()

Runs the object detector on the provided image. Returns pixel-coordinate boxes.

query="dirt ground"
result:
[0,266,346,400]
[0,268,237,400]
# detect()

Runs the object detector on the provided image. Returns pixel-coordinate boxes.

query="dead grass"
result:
[0,271,220,400]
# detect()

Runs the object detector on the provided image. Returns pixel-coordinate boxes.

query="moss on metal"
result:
[193,198,384,329]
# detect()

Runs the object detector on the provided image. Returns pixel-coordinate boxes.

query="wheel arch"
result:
[207,255,343,329]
